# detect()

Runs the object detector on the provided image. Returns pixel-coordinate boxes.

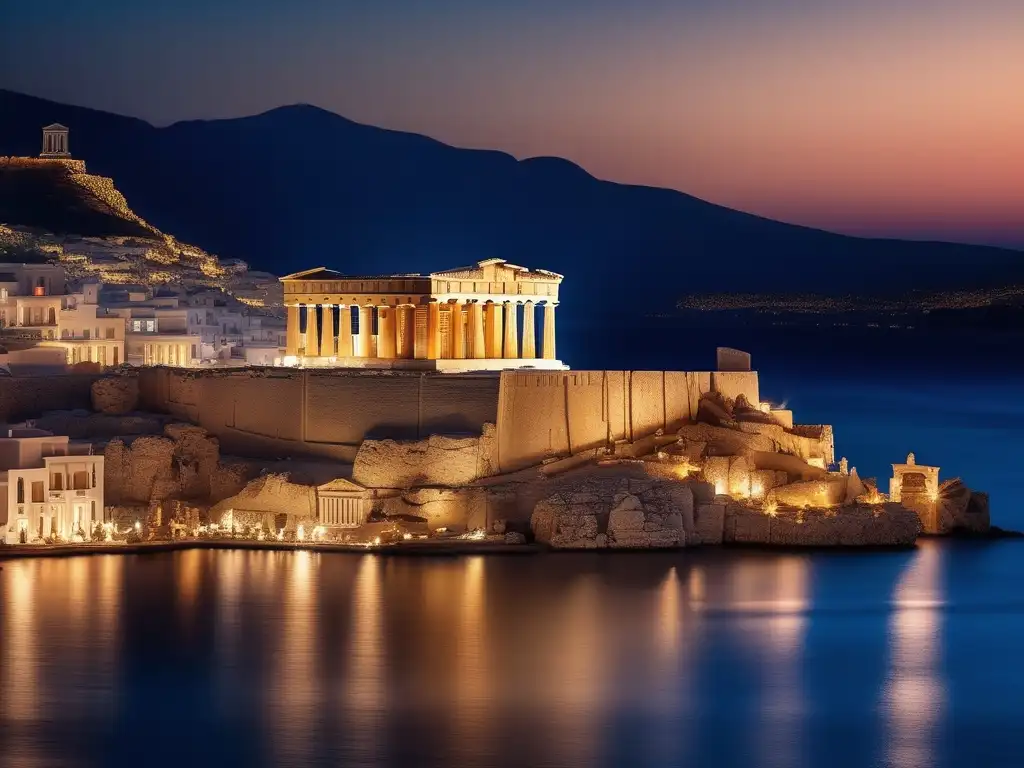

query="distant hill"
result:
[1,88,1020,325]
[0,148,259,300]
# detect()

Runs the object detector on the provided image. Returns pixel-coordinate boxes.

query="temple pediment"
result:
[317,477,368,493]
[280,267,344,281]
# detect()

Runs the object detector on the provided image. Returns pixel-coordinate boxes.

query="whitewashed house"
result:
[0,426,104,544]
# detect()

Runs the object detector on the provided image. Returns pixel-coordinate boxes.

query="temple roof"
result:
[42,123,69,131]
[281,259,562,283]
[317,477,367,492]
[279,267,344,281]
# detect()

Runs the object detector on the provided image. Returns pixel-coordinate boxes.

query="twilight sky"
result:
[3,0,1022,248]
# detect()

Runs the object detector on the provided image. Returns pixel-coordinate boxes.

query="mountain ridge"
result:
[1,87,1019,324]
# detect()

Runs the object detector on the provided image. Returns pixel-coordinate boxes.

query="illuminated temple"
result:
[280,258,565,370]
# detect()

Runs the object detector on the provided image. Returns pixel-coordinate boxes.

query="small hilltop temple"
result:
[280,258,564,371]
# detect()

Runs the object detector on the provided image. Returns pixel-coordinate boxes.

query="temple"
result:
[279,258,565,370]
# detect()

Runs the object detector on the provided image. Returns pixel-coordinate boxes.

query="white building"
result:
[38,283,126,366]
[0,262,66,334]
[0,426,104,544]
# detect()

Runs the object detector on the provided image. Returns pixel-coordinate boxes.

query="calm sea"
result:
[1,321,1022,768]
[2,544,1023,768]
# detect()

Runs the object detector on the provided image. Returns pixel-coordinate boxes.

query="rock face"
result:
[723,502,921,547]
[531,472,692,549]
[91,375,139,414]
[208,473,318,527]
[934,479,991,534]
[103,423,251,505]
[352,433,489,489]
[376,487,488,532]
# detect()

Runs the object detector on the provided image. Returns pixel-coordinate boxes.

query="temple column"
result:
[378,307,397,359]
[428,303,441,359]
[398,306,415,359]
[484,302,502,358]
[503,301,519,359]
[357,306,374,357]
[320,304,335,357]
[286,305,301,357]
[306,304,320,357]
[468,302,485,359]
[453,302,467,359]
[521,301,536,358]
[543,302,557,360]
[443,303,457,359]
[413,305,429,359]
[180,344,188,366]
[337,306,353,357]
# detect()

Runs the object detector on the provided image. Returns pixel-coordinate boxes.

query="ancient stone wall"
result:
[0,374,101,422]
[137,368,501,462]
[352,435,484,489]
[496,370,738,473]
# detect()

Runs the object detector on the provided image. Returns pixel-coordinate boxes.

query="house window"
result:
[31,481,44,503]
[16,477,24,503]
[105,328,115,339]
[83,329,91,339]
[91,464,96,488]
[52,473,63,490]
[73,471,88,490]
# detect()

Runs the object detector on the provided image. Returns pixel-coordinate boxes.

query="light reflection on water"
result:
[0,541,1021,768]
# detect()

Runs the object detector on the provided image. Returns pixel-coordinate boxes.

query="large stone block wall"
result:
[496,370,734,473]
[137,368,500,461]
[0,374,102,422]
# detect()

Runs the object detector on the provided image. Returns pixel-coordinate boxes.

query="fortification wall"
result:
[0,374,101,422]
[495,370,743,473]
[137,368,500,462]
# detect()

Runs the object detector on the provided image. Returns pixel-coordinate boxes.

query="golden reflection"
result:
[270,551,319,765]
[688,565,706,605]
[451,556,492,763]
[67,555,88,627]
[92,555,123,701]
[883,540,945,768]
[215,551,244,717]
[657,566,682,655]
[1,561,39,723]
[741,557,811,765]
[546,574,605,767]
[345,554,385,757]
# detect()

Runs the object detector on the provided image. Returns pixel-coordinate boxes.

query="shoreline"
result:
[1,530,1021,561]
[0,538,542,560]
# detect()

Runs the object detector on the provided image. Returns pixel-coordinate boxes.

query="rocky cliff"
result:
[0,156,279,307]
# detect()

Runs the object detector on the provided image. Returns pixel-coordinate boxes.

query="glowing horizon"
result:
[2,0,1021,248]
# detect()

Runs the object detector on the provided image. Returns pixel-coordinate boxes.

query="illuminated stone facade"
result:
[280,258,564,371]
[40,124,70,158]
[0,426,104,544]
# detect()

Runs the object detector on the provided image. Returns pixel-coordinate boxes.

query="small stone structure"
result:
[317,478,371,528]
[889,453,939,503]
[40,124,70,158]
[716,347,752,372]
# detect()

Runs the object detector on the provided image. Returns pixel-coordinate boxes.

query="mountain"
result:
[1,88,1020,325]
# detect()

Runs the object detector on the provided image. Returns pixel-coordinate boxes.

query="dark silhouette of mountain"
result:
[0,159,152,238]
[1,88,1020,326]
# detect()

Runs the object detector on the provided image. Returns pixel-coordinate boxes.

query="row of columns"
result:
[286,300,556,361]
[143,342,191,367]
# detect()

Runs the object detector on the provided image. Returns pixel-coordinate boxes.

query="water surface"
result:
[2,543,1023,768]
